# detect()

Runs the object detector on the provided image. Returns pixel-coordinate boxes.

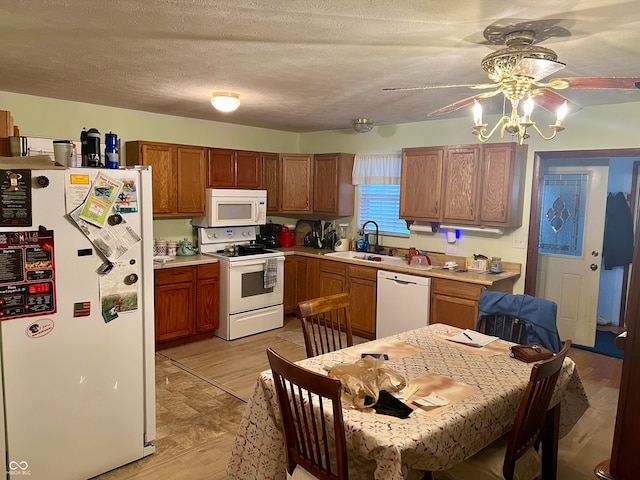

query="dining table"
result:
[227,323,589,480]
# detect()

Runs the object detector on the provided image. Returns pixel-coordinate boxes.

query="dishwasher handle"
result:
[389,279,415,286]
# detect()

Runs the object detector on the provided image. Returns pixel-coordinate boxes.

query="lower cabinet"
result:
[318,260,376,339]
[154,262,220,350]
[284,256,320,314]
[346,265,377,340]
[430,278,485,330]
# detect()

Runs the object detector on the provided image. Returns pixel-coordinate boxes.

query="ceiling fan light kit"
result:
[210,91,241,112]
[353,118,374,133]
[387,25,640,145]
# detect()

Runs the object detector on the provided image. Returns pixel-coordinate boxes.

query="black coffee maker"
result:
[259,223,281,248]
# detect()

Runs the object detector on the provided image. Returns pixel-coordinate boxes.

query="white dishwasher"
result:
[376,270,431,338]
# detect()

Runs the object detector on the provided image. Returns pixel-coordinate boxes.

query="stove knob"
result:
[213,233,219,238]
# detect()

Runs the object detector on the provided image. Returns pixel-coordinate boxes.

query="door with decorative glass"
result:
[535,161,609,347]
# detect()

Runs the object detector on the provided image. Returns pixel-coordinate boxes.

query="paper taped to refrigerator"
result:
[69,206,141,261]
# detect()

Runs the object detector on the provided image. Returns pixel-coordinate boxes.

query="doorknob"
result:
[590,264,598,271]
[592,251,599,257]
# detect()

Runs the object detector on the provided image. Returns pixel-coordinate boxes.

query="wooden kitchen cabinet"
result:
[285,255,322,315]
[154,262,220,350]
[262,152,280,213]
[400,146,445,221]
[154,266,195,346]
[126,141,207,217]
[477,143,527,227]
[442,145,481,224]
[284,256,297,314]
[430,277,485,330]
[280,153,313,213]
[207,148,262,189]
[400,142,527,228]
[319,261,347,297]
[195,263,220,333]
[347,265,377,339]
[312,153,355,216]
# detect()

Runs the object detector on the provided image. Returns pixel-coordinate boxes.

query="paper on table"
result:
[447,329,498,347]
[413,392,450,408]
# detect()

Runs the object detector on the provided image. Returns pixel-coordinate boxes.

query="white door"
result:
[536,161,609,346]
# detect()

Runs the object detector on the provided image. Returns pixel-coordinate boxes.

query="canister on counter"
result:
[490,257,503,273]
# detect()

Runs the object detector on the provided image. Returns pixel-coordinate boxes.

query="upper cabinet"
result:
[477,143,527,227]
[442,145,481,223]
[269,153,355,215]
[262,152,280,213]
[400,142,527,228]
[312,153,355,216]
[280,153,313,213]
[125,141,207,217]
[400,146,445,221]
[207,148,261,189]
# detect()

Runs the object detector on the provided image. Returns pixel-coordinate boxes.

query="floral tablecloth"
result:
[227,323,589,480]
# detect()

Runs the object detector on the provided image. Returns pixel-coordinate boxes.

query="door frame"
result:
[525,148,640,311]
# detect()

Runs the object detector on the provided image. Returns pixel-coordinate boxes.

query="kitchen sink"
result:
[324,250,407,266]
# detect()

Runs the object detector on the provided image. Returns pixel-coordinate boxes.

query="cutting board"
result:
[295,220,312,246]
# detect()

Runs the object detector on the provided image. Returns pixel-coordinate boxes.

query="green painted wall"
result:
[4,90,640,294]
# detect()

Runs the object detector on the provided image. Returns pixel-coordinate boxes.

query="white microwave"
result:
[192,189,267,227]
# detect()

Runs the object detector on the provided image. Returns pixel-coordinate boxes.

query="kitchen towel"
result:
[263,258,278,289]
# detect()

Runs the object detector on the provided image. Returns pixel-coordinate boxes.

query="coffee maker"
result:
[259,223,281,248]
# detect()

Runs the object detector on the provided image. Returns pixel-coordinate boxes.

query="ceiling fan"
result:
[384,27,640,142]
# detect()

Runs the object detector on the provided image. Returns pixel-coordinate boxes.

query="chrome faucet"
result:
[360,220,384,253]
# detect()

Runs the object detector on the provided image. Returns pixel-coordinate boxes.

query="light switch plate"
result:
[512,236,526,249]
[446,245,457,254]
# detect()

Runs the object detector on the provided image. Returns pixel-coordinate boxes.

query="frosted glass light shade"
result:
[211,92,241,112]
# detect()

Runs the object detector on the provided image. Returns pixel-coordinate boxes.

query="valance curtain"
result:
[352,154,402,185]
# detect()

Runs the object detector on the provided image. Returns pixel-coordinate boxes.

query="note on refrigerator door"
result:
[100,261,139,323]
[69,205,141,262]
[77,173,123,227]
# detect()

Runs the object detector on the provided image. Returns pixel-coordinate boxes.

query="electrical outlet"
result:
[446,245,457,254]
[512,236,526,249]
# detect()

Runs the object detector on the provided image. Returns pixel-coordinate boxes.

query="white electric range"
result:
[198,226,284,340]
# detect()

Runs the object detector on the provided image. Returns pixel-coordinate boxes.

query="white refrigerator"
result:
[0,164,156,479]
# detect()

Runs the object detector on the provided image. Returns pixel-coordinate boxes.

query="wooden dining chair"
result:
[477,313,528,344]
[266,347,349,480]
[297,293,353,358]
[434,340,572,480]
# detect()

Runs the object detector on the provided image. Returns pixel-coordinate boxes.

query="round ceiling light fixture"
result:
[352,118,374,133]
[211,91,241,112]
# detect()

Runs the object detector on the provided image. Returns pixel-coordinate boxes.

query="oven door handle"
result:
[229,257,284,268]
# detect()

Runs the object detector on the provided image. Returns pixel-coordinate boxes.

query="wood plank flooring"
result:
[94,318,622,480]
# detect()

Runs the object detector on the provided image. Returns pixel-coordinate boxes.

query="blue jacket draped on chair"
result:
[477,291,563,353]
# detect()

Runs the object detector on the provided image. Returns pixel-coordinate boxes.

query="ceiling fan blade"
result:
[512,58,566,81]
[534,89,582,114]
[428,91,500,116]
[552,77,640,89]
[383,84,479,92]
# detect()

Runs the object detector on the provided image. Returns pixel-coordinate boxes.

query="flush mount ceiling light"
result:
[210,91,241,112]
[352,118,374,133]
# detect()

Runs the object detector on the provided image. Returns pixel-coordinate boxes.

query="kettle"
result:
[176,238,198,256]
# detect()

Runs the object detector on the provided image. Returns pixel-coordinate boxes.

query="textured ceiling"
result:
[0,0,639,133]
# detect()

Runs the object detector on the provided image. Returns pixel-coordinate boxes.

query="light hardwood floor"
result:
[95,318,622,480]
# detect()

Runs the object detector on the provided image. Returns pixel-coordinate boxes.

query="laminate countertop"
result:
[152,254,218,270]
[276,246,520,287]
